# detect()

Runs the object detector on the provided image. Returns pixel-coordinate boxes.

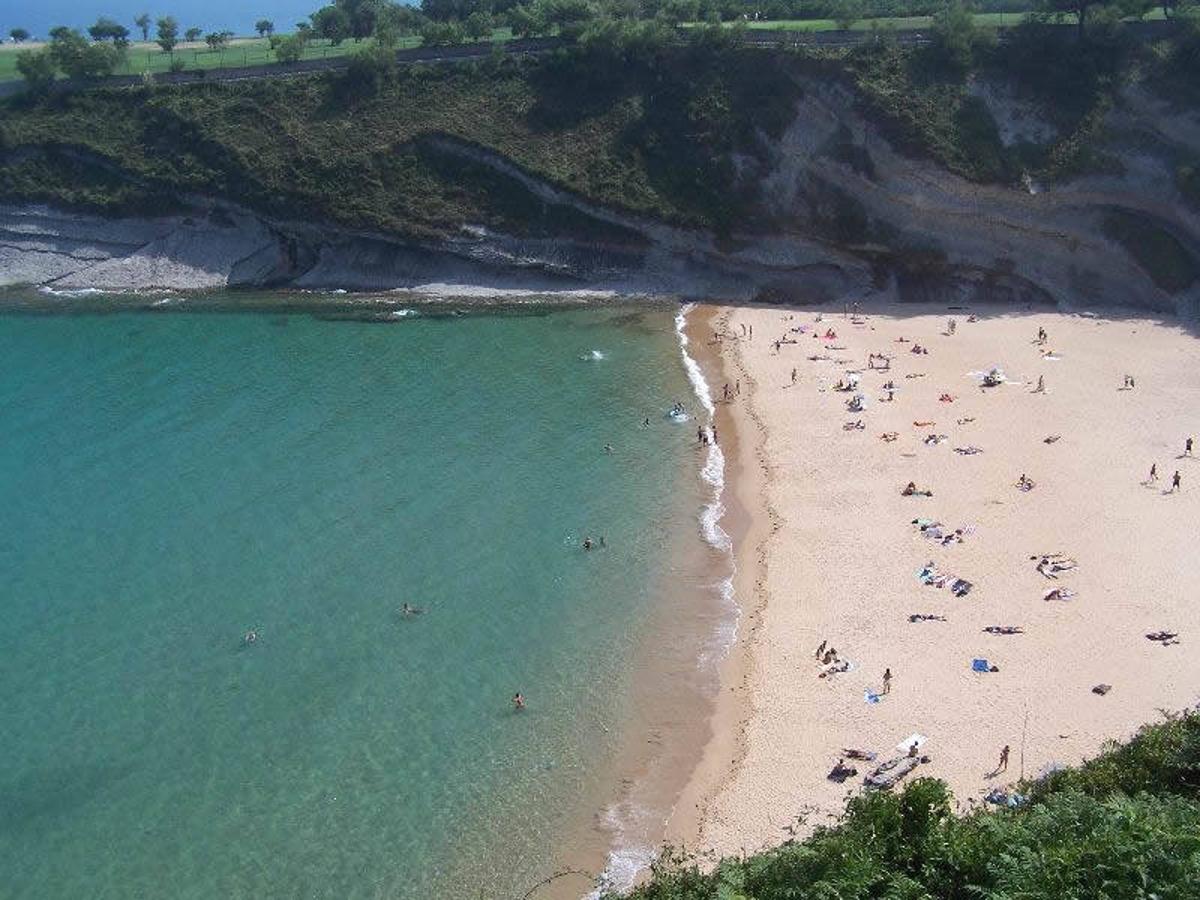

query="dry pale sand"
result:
[677,301,1200,860]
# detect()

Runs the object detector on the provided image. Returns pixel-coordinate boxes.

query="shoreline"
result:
[678,300,1200,861]
[665,304,777,860]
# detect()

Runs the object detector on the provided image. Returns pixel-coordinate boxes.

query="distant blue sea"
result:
[0,300,720,899]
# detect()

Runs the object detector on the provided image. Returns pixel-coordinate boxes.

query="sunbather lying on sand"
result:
[924,434,949,445]
[984,625,1024,635]
[880,432,899,442]
[905,372,926,378]
[1042,587,1077,601]
[819,659,851,678]
[1146,631,1180,645]
[909,613,947,622]
[1044,434,1061,444]
[902,482,933,497]
[939,393,955,402]
[844,420,865,431]
[827,759,858,783]
[843,748,877,760]
[955,446,983,455]
[957,417,976,425]
[914,420,936,427]
[1036,555,1077,578]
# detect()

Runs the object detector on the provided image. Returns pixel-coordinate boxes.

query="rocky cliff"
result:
[3,74,1199,316]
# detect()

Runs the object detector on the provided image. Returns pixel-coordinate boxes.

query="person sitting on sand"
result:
[939,393,954,403]
[815,640,827,660]
[1016,474,1035,491]
[902,482,917,496]
[907,741,920,758]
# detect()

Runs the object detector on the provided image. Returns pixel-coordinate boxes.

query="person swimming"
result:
[400,603,424,617]
[513,693,526,710]
[243,629,258,645]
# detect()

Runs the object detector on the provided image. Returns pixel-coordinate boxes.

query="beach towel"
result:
[895,733,927,754]
[865,690,882,705]
[972,658,990,672]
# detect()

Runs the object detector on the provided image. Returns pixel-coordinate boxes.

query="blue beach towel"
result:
[972,658,990,673]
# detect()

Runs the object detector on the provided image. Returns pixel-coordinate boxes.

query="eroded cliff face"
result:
[3,76,1199,317]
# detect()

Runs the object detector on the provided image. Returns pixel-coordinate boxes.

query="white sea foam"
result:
[390,308,417,318]
[588,306,741,900]
[151,296,184,307]
[584,802,659,899]
[37,286,107,298]
[581,349,607,361]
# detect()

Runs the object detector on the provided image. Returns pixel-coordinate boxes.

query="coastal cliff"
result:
[3,39,1199,315]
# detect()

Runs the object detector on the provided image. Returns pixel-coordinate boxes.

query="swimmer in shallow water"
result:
[513,693,526,710]
[400,603,424,617]
[243,629,258,645]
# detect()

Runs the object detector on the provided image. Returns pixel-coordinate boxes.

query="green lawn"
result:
[0,30,516,83]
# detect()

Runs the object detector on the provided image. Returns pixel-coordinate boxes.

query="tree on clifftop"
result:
[134,13,151,41]
[10,28,30,42]
[185,27,202,42]
[16,48,55,91]
[156,17,179,53]
[48,28,124,78]
[89,17,131,46]
[312,5,352,43]
[256,19,275,37]
[833,0,865,30]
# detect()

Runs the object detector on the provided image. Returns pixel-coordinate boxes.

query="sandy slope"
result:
[685,301,1200,858]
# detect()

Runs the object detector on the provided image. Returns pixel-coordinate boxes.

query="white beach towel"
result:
[896,733,927,754]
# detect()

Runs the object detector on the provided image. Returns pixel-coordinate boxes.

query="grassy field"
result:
[0,30,516,83]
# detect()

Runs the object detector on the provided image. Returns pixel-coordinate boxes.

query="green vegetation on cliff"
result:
[2,16,1199,243]
[0,33,799,238]
[616,710,1200,899]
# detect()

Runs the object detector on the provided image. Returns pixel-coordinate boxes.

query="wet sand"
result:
[675,301,1200,859]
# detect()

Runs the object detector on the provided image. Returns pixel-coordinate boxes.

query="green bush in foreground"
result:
[618,711,1200,899]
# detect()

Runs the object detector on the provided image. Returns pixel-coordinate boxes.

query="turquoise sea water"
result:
[0,301,710,899]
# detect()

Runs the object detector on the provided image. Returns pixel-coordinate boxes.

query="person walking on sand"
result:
[999,744,1010,772]
[815,640,827,660]
[1034,375,1045,393]
[791,367,797,385]
[882,668,892,695]
[1149,463,1158,483]
[711,424,719,445]
[1171,471,1182,492]
[513,693,526,710]
[1186,437,1194,456]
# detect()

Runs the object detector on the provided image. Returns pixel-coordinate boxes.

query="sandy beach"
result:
[673,301,1200,860]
